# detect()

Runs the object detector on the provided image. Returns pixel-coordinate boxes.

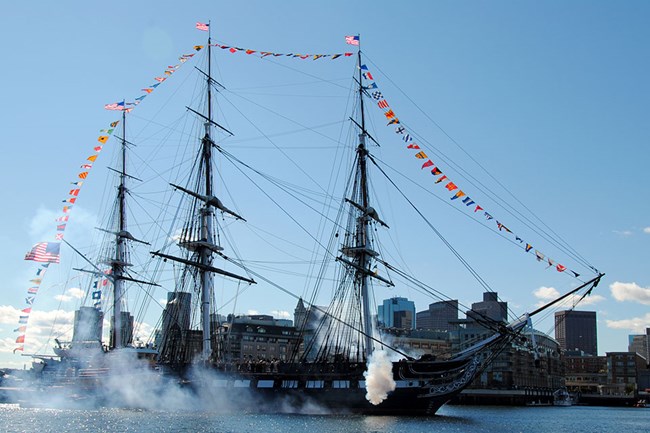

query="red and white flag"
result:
[196,22,209,32]
[24,242,60,264]
[345,35,360,46]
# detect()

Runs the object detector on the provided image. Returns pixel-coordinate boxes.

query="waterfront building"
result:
[377,296,416,330]
[564,354,607,394]
[605,351,647,395]
[554,310,598,356]
[447,291,564,392]
[416,299,458,332]
[218,314,301,363]
[466,329,564,391]
[380,328,452,359]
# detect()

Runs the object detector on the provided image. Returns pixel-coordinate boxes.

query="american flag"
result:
[104,101,125,111]
[345,35,360,46]
[24,242,61,263]
[196,22,209,32]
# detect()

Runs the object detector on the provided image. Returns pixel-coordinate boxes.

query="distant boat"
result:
[21,30,603,415]
[553,388,573,406]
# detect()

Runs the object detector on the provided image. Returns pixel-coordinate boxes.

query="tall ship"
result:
[15,28,603,415]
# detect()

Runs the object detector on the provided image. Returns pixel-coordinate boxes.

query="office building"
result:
[628,328,650,363]
[466,292,508,322]
[378,297,416,329]
[416,299,458,332]
[554,310,598,356]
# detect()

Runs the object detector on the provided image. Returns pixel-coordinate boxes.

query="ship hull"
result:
[192,384,459,415]
[174,357,480,415]
[21,357,477,415]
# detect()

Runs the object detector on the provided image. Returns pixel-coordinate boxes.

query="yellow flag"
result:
[98,136,108,144]
[87,155,98,162]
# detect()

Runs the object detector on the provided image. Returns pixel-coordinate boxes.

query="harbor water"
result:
[0,404,647,433]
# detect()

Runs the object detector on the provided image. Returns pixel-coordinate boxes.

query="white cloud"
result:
[613,230,633,237]
[271,310,291,319]
[0,305,75,354]
[606,313,650,333]
[533,286,560,300]
[246,309,260,316]
[0,305,20,325]
[533,286,605,308]
[643,227,650,234]
[54,287,85,302]
[610,281,650,305]
[0,337,21,355]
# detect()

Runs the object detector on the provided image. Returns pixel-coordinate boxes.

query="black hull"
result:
[20,356,480,415]
[171,357,481,415]
[188,384,460,416]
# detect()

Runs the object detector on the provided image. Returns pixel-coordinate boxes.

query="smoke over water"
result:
[8,352,332,414]
[363,350,395,405]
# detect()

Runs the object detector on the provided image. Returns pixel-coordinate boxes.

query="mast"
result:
[199,28,215,361]
[152,23,255,364]
[112,109,128,349]
[351,39,374,359]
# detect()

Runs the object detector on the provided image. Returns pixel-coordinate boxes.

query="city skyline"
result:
[1,1,649,368]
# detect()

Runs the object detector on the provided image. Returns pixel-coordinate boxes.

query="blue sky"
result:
[1,1,649,368]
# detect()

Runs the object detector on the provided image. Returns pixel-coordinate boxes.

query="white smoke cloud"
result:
[533,286,605,308]
[606,313,650,333]
[364,350,396,405]
[610,281,650,305]
[28,207,60,240]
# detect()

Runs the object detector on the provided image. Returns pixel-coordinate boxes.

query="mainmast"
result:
[153,25,255,363]
[199,31,216,361]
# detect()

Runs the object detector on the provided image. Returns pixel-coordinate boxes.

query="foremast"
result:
[108,110,153,349]
[338,40,393,360]
[355,45,374,360]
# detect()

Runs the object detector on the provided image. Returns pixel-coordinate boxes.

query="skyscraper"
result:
[377,297,416,329]
[554,310,598,356]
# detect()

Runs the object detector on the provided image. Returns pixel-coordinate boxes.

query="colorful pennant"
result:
[15,40,207,354]
[359,63,580,278]
[210,43,353,60]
